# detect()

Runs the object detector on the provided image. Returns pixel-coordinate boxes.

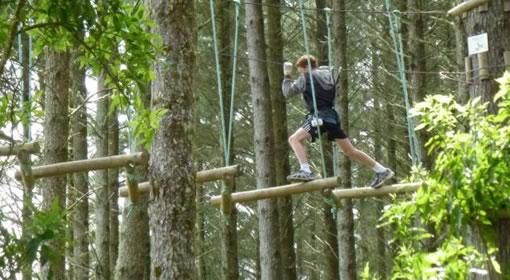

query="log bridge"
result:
[447,0,489,16]
[14,152,148,181]
[0,142,40,156]
[210,178,422,208]
[118,165,240,201]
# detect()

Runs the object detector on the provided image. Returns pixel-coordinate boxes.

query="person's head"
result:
[295,55,318,73]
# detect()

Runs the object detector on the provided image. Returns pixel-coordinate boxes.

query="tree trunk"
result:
[196,169,207,280]
[20,31,34,280]
[108,108,119,277]
[315,2,340,279]
[245,1,281,279]
[332,1,356,279]
[309,221,319,280]
[371,52,387,279]
[265,0,296,279]
[464,2,510,278]
[115,171,150,280]
[217,2,239,279]
[465,0,510,113]
[315,0,328,64]
[115,86,151,280]
[71,42,89,280]
[147,0,196,278]
[407,0,430,169]
[95,73,111,280]
[42,48,70,280]
[454,5,469,103]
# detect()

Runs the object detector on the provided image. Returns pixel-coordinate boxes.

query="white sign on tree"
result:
[468,33,489,55]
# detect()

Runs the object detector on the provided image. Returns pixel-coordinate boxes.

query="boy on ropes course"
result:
[282,55,394,188]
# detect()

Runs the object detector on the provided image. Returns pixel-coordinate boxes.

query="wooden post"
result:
[220,175,234,214]
[118,165,241,197]
[504,51,510,72]
[16,150,34,189]
[0,142,40,156]
[465,56,472,83]
[448,0,489,16]
[210,177,341,207]
[125,163,139,203]
[14,152,148,181]
[478,52,490,80]
[332,182,422,199]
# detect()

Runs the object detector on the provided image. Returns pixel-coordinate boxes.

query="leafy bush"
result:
[0,200,66,279]
[381,72,510,279]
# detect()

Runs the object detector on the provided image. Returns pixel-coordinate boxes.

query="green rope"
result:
[209,0,229,165]
[324,7,338,177]
[299,0,327,178]
[210,0,240,167]
[384,0,422,165]
[226,0,241,166]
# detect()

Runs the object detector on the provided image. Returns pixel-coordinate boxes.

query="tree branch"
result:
[0,0,28,78]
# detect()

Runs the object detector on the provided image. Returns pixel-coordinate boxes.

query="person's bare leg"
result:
[288,128,312,165]
[336,138,394,187]
[335,138,376,168]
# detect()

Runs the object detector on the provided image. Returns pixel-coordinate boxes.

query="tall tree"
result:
[265,0,296,279]
[70,41,89,280]
[115,87,151,280]
[147,0,196,278]
[19,30,34,280]
[42,48,70,280]
[217,2,239,279]
[332,0,356,279]
[94,74,111,280]
[116,193,151,280]
[407,0,430,169]
[454,0,468,103]
[371,48,387,279]
[108,108,119,277]
[464,1,510,277]
[315,1,340,279]
[315,0,328,64]
[245,0,281,278]
[115,171,150,280]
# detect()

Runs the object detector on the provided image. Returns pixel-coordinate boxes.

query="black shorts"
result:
[301,117,348,142]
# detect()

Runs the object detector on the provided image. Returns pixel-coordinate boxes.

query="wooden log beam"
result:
[210,177,340,208]
[118,165,241,197]
[333,182,422,199]
[14,152,148,181]
[448,0,489,16]
[0,142,40,156]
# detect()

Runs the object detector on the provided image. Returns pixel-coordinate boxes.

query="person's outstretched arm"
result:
[281,62,305,99]
[282,75,305,99]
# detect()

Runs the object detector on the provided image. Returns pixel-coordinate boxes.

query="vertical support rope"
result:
[324,7,338,176]
[384,0,422,165]
[225,0,241,166]
[209,0,228,165]
[299,0,327,177]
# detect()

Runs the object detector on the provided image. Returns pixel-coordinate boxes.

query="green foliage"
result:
[381,72,510,279]
[0,200,66,278]
[131,94,168,150]
[0,213,20,278]
[24,200,67,268]
[27,0,161,148]
[390,237,483,279]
